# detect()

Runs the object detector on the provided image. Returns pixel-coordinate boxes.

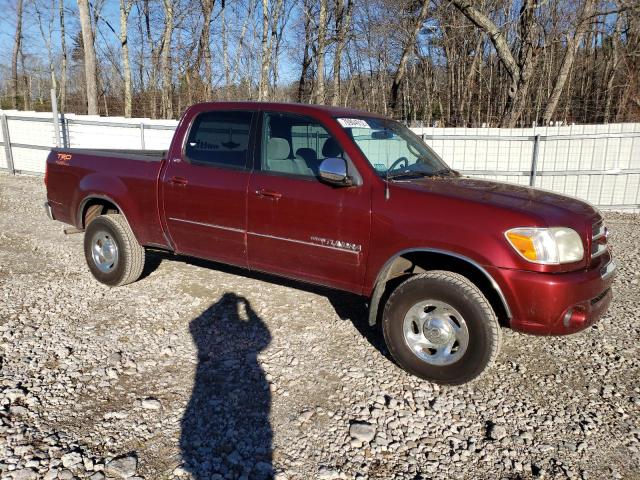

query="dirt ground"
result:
[0,172,639,480]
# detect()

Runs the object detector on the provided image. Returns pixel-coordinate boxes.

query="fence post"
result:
[140,123,145,149]
[51,88,62,147]
[529,134,540,186]
[1,114,15,174]
[61,113,69,148]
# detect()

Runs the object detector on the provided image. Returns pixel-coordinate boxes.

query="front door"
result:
[162,110,255,267]
[247,111,371,293]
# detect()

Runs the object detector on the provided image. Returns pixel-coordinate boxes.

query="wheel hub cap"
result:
[402,300,469,366]
[91,231,118,273]
[423,318,453,346]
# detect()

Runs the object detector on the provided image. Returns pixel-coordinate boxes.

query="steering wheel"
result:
[388,156,409,172]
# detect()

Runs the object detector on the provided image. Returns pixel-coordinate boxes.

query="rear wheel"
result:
[83,214,145,286]
[382,271,501,385]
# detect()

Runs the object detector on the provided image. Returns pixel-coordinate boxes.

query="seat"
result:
[266,137,299,174]
[321,137,343,158]
[295,147,319,173]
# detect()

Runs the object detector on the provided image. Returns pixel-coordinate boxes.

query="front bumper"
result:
[487,259,616,335]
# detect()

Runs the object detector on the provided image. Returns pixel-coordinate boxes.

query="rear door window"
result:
[184,111,254,169]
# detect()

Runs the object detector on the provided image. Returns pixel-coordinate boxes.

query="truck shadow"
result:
[144,251,389,360]
[180,292,273,479]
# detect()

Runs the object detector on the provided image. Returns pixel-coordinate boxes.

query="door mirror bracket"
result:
[318,157,352,187]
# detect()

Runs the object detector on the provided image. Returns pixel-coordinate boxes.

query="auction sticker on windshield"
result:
[337,118,370,128]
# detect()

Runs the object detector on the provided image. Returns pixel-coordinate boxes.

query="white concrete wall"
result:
[1,109,638,209]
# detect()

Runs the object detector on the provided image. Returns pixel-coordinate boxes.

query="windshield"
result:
[336,117,450,178]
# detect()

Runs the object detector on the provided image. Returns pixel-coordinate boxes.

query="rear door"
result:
[246,111,371,293]
[162,110,255,267]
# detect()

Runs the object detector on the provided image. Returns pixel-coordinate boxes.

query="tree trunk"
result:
[221,1,230,97]
[452,0,538,127]
[120,0,134,117]
[195,0,214,100]
[59,0,67,112]
[10,0,23,109]
[161,0,174,118]
[35,0,58,105]
[297,0,313,102]
[269,0,285,94]
[77,0,99,115]
[258,0,270,100]
[313,0,329,104]
[542,0,596,124]
[330,0,353,106]
[499,0,538,127]
[603,12,622,123]
[390,0,429,114]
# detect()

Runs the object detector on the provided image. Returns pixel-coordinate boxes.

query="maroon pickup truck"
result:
[45,102,615,384]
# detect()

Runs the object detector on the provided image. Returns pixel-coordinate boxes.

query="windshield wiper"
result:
[432,167,459,177]
[386,170,432,180]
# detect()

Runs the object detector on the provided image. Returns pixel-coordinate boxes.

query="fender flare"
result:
[367,248,512,326]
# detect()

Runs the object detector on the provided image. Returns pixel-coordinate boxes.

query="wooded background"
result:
[1,0,638,127]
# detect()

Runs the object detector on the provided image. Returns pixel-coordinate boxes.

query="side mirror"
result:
[318,157,352,187]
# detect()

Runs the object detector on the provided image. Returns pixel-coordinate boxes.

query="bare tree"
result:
[10,0,24,109]
[59,0,68,112]
[35,0,58,108]
[195,0,215,99]
[312,0,329,103]
[390,0,430,115]
[452,0,540,127]
[1,0,637,125]
[161,0,174,118]
[330,0,354,106]
[297,0,313,102]
[120,0,134,117]
[543,0,596,124]
[77,0,100,114]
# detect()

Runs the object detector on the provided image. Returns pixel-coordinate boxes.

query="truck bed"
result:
[46,147,169,248]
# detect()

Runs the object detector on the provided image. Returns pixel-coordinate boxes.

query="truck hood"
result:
[393,176,600,227]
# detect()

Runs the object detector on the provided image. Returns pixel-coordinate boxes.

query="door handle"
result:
[169,176,188,186]
[255,189,282,199]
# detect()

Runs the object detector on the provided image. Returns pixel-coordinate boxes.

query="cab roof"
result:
[189,101,387,119]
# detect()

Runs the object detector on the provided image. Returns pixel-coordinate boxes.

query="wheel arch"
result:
[368,248,512,327]
[77,195,135,237]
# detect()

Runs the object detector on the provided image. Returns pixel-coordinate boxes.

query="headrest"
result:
[322,137,342,158]
[267,137,290,160]
[295,147,316,161]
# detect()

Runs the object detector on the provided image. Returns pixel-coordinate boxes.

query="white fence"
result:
[1,109,638,210]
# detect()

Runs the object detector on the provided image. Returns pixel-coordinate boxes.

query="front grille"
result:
[591,288,610,306]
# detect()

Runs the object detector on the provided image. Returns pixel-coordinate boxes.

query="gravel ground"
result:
[1,172,639,480]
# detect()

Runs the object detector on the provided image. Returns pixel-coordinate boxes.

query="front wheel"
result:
[83,214,145,287]
[382,271,501,385]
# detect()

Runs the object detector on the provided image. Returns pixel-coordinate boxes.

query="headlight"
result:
[505,227,584,264]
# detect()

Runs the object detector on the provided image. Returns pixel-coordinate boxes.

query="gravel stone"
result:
[349,422,376,442]
[140,398,161,410]
[105,455,138,478]
[1,173,638,479]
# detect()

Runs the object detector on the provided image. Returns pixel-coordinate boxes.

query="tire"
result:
[382,271,501,385]
[83,214,145,287]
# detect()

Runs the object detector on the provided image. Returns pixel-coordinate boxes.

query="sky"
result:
[0,0,302,86]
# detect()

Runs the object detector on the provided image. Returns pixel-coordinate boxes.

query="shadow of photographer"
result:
[180,292,273,479]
